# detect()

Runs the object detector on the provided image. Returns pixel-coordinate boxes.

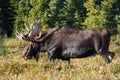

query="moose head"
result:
[16,20,42,62]
[16,20,63,62]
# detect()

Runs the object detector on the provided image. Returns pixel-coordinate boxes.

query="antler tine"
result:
[37,19,40,23]
[24,23,29,31]
[16,31,28,41]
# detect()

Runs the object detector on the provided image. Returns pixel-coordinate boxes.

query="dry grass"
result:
[0,35,120,80]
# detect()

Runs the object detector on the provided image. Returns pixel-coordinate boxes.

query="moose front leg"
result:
[100,51,115,64]
[34,52,39,62]
[47,46,57,60]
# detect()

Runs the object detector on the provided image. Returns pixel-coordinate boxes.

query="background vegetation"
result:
[0,0,120,79]
[0,0,120,37]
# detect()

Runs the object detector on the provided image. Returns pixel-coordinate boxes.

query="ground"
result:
[0,35,120,80]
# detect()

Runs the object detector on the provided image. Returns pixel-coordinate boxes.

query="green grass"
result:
[0,35,120,80]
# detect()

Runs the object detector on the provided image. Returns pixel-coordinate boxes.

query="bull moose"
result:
[17,20,115,64]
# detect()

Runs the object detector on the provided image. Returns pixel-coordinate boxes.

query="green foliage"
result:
[83,0,99,28]
[115,15,120,33]
[43,0,64,27]
[100,0,118,34]
[60,0,86,28]
[0,0,16,37]
[14,0,32,32]
[114,0,120,33]
[0,0,120,36]
[83,0,119,34]
[15,0,86,31]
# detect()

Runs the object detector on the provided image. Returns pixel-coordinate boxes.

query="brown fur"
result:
[23,25,115,64]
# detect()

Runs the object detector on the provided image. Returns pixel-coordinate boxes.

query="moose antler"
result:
[24,22,29,31]
[32,24,64,43]
[16,20,41,41]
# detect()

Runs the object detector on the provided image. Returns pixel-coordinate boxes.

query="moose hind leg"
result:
[95,46,112,64]
[94,38,113,64]
[107,51,115,63]
[94,39,101,55]
[100,51,115,64]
